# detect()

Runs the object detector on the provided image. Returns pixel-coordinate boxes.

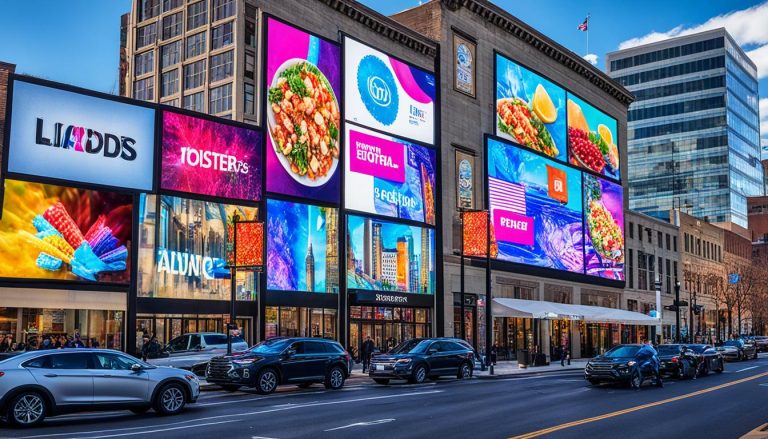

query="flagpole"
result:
[586,13,590,55]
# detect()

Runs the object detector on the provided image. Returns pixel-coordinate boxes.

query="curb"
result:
[474,367,585,379]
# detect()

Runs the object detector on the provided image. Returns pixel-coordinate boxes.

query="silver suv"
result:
[147,333,249,373]
[0,349,200,427]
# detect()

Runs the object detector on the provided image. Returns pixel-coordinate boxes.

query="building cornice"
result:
[445,0,634,106]
[316,0,439,58]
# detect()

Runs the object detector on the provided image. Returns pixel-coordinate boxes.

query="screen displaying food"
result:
[344,124,436,225]
[584,175,625,280]
[567,93,620,181]
[347,214,435,295]
[486,138,583,273]
[495,54,567,163]
[161,111,262,202]
[0,179,132,283]
[267,199,339,293]
[265,17,341,203]
[344,37,436,145]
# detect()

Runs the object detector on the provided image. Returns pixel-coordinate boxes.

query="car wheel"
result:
[457,362,472,379]
[130,406,151,414]
[588,379,601,386]
[255,368,279,395]
[8,392,46,427]
[716,359,724,373]
[630,370,641,389]
[373,378,390,385]
[324,367,346,390]
[409,365,427,384]
[699,361,709,377]
[153,383,186,416]
[221,385,241,392]
[297,383,313,389]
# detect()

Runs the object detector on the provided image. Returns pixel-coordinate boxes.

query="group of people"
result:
[0,331,99,352]
[140,333,163,361]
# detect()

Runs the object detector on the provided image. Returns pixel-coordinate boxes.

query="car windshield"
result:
[249,339,291,354]
[724,340,742,347]
[390,339,431,354]
[604,346,640,358]
[657,345,682,355]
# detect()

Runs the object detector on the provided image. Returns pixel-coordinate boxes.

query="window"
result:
[187,0,208,31]
[161,41,181,68]
[245,20,256,48]
[665,259,671,294]
[657,256,663,289]
[163,0,182,12]
[51,353,91,369]
[673,261,678,283]
[629,222,634,239]
[161,69,179,97]
[134,77,154,101]
[209,83,232,114]
[138,0,160,21]
[657,231,663,248]
[210,50,233,82]
[211,22,233,49]
[136,23,157,49]
[184,60,206,89]
[190,334,202,349]
[162,98,179,107]
[204,334,228,345]
[245,52,255,79]
[628,248,634,289]
[648,255,655,291]
[673,236,677,252]
[638,224,642,240]
[288,341,305,354]
[162,12,182,39]
[665,234,671,250]
[23,356,50,368]
[646,228,651,243]
[627,299,638,312]
[186,32,206,59]
[244,83,255,114]
[304,341,326,354]
[135,51,154,76]
[183,92,204,112]
[638,251,647,291]
[95,353,136,370]
[684,233,689,252]
[213,0,235,20]
[169,335,190,351]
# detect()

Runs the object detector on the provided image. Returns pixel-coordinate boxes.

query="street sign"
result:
[675,300,688,307]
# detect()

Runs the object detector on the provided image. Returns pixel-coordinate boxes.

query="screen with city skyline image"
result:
[346,215,435,295]
[267,199,339,293]
[487,137,584,274]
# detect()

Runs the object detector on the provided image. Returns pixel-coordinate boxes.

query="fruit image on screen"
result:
[0,179,132,283]
[567,93,620,181]
[584,175,625,280]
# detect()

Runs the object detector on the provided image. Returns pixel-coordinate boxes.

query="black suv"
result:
[657,344,698,379]
[369,338,475,385]
[206,337,352,394]
[584,344,642,385]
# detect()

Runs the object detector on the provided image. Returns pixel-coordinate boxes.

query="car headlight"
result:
[395,358,412,364]
[626,361,636,367]
[233,358,259,365]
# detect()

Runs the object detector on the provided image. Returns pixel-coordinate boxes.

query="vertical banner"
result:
[453,32,476,97]
[455,149,475,210]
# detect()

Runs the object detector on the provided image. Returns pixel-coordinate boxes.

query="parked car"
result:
[0,349,199,427]
[657,344,698,379]
[368,338,475,385]
[146,332,248,372]
[584,344,644,386]
[687,344,725,375]
[205,337,352,394]
[752,336,768,353]
[717,339,758,361]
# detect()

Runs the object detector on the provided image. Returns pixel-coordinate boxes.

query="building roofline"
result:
[318,0,439,58]
[0,61,16,71]
[442,0,634,106]
[626,209,678,230]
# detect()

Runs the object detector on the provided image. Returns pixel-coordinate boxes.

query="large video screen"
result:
[495,54,567,163]
[8,80,155,191]
[137,195,259,301]
[161,111,262,202]
[487,138,584,273]
[567,93,620,181]
[345,124,436,225]
[0,179,132,283]
[347,214,435,295]
[267,199,339,293]
[584,175,625,280]
[265,17,341,203]
[344,37,436,145]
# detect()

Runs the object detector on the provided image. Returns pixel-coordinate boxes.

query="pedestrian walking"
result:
[140,334,151,361]
[561,345,570,366]
[361,336,375,373]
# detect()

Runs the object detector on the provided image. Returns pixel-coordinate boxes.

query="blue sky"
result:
[0,0,765,146]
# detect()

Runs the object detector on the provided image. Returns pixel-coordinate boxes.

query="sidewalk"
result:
[474,359,589,378]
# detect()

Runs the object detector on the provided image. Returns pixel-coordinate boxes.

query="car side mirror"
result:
[131,363,142,372]
[285,348,296,357]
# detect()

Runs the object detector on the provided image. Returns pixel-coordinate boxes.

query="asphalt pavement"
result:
[2,355,768,439]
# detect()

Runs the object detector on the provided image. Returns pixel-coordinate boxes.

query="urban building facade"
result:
[607,28,763,229]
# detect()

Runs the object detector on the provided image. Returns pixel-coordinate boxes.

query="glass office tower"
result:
[607,28,762,228]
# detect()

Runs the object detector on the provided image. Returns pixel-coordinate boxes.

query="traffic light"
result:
[664,305,679,311]
[693,305,704,315]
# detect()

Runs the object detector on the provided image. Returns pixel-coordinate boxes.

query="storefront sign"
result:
[453,32,476,97]
[156,249,227,280]
[8,80,155,191]
[350,290,434,308]
[344,37,436,145]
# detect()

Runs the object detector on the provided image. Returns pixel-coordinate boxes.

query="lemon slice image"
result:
[598,124,613,146]
[532,84,557,124]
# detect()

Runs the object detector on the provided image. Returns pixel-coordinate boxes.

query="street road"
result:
[2,355,768,439]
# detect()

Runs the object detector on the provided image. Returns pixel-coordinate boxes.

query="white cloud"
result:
[760,98,768,148]
[583,53,598,66]
[747,44,768,79]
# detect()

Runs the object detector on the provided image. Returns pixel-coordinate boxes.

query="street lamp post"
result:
[675,280,681,343]
[227,212,240,356]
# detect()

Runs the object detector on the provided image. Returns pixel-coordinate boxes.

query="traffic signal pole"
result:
[675,281,681,342]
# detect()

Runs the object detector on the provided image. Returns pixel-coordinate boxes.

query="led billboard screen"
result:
[567,93,620,181]
[584,175,625,280]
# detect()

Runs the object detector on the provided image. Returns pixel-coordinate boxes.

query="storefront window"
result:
[0,308,123,351]
[264,306,337,340]
[136,313,252,352]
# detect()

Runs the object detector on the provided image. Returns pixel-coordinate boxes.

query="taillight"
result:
[671,357,679,363]
[0,371,4,377]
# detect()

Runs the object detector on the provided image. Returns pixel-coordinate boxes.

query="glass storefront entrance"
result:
[264,306,337,340]
[349,306,431,361]
[135,313,252,352]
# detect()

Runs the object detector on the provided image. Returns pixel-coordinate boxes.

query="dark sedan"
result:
[688,344,724,375]
[657,344,697,379]
[717,339,758,361]
[369,338,475,385]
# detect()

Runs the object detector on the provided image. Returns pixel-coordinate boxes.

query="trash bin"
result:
[517,349,529,368]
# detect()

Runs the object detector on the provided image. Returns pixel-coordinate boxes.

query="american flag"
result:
[489,177,526,215]
[577,16,589,31]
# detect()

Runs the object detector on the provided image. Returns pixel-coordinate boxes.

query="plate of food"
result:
[567,99,618,176]
[267,58,340,187]
[586,199,624,263]
[496,88,558,158]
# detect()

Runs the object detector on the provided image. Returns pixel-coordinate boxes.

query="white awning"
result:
[492,298,658,325]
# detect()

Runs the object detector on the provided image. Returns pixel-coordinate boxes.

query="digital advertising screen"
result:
[487,137,584,273]
[347,214,435,295]
[584,175,625,280]
[160,111,262,202]
[567,93,620,181]
[265,17,341,203]
[495,53,567,163]
[137,195,259,301]
[0,179,132,283]
[8,79,155,191]
[344,37,436,145]
[266,199,339,293]
[344,124,436,225]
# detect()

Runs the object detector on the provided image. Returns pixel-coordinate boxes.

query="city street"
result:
[3,355,768,438]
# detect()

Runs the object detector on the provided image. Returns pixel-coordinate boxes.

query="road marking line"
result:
[324,418,396,431]
[509,371,768,439]
[736,366,759,372]
[83,419,242,439]
[16,417,220,438]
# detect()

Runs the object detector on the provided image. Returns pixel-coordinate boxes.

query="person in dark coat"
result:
[361,336,375,373]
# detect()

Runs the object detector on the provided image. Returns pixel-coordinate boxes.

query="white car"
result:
[146,333,249,373]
